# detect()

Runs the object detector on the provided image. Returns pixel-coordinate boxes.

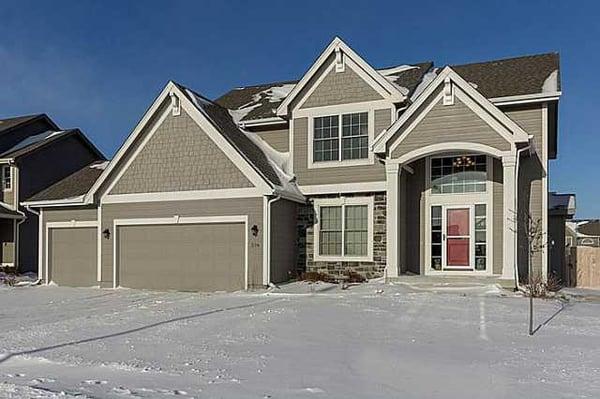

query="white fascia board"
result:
[276,37,406,117]
[491,92,562,106]
[22,195,88,208]
[240,117,288,127]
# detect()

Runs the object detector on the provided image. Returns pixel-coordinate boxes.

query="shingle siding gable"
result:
[110,109,253,195]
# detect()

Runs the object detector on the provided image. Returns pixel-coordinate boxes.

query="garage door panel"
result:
[49,227,97,287]
[118,222,245,292]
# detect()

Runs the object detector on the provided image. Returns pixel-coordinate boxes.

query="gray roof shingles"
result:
[27,161,107,202]
[214,53,559,123]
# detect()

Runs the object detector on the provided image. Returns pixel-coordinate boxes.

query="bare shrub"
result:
[344,269,366,283]
[299,271,337,283]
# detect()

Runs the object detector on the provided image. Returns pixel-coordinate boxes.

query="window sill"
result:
[314,255,373,263]
[308,157,374,169]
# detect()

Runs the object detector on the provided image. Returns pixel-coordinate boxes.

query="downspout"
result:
[513,142,532,291]
[25,205,42,284]
[265,195,282,288]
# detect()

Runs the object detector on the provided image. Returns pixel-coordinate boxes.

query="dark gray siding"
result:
[270,199,297,283]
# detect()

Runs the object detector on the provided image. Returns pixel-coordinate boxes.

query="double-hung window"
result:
[315,197,373,261]
[2,166,11,191]
[313,112,369,163]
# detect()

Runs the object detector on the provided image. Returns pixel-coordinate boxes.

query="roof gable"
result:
[88,82,276,202]
[276,37,407,117]
[108,107,255,195]
[373,66,531,155]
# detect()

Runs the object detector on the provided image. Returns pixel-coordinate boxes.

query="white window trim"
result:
[313,196,374,262]
[424,155,494,276]
[305,103,380,169]
[2,165,12,192]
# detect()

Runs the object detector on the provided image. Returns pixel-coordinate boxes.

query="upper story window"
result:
[2,166,12,191]
[313,112,368,163]
[431,155,487,194]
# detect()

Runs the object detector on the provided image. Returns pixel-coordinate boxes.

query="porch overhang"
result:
[0,203,24,220]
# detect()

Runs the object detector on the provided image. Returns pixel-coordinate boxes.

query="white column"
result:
[386,162,401,278]
[502,155,517,280]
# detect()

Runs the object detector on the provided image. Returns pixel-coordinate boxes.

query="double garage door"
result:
[48,221,246,291]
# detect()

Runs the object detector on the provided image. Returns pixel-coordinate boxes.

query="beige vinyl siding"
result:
[100,198,263,288]
[299,63,383,109]
[504,104,544,278]
[503,105,543,156]
[0,219,15,265]
[292,109,391,186]
[48,227,97,287]
[518,155,544,277]
[269,199,297,283]
[254,128,289,152]
[374,108,392,137]
[1,165,16,206]
[40,206,99,282]
[391,96,512,159]
[492,158,504,275]
[110,108,253,195]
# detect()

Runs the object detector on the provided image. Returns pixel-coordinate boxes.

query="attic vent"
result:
[443,77,454,106]
[335,47,345,73]
[170,92,181,116]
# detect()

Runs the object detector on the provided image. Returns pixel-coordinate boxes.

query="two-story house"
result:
[0,114,105,272]
[26,38,562,291]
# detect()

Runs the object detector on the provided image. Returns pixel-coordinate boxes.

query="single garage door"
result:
[49,227,97,287]
[117,222,245,292]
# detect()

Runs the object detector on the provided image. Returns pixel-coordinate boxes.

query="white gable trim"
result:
[87,82,273,204]
[276,37,406,117]
[387,142,512,165]
[373,67,530,154]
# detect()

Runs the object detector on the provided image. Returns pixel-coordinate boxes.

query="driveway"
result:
[0,282,598,398]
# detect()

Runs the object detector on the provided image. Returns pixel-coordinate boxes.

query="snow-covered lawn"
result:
[0,282,599,398]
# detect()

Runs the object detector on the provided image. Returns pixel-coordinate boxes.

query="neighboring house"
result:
[0,114,105,272]
[566,219,600,248]
[548,192,576,282]
[26,37,563,291]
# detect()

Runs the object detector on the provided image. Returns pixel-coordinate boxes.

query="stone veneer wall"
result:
[296,192,386,279]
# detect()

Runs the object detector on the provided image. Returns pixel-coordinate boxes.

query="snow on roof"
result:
[542,69,559,93]
[228,83,296,124]
[3,130,67,155]
[411,67,439,100]
[378,65,419,75]
[89,160,109,170]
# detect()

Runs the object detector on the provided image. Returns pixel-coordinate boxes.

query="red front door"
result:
[446,208,470,267]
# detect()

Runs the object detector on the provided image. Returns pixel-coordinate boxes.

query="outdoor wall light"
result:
[103,228,111,239]
[251,224,259,237]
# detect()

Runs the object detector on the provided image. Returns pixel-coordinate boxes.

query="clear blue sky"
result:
[1,1,598,217]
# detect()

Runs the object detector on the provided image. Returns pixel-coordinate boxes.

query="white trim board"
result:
[112,215,249,290]
[103,187,267,204]
[45,220,99,285]
[299,181,385,195]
